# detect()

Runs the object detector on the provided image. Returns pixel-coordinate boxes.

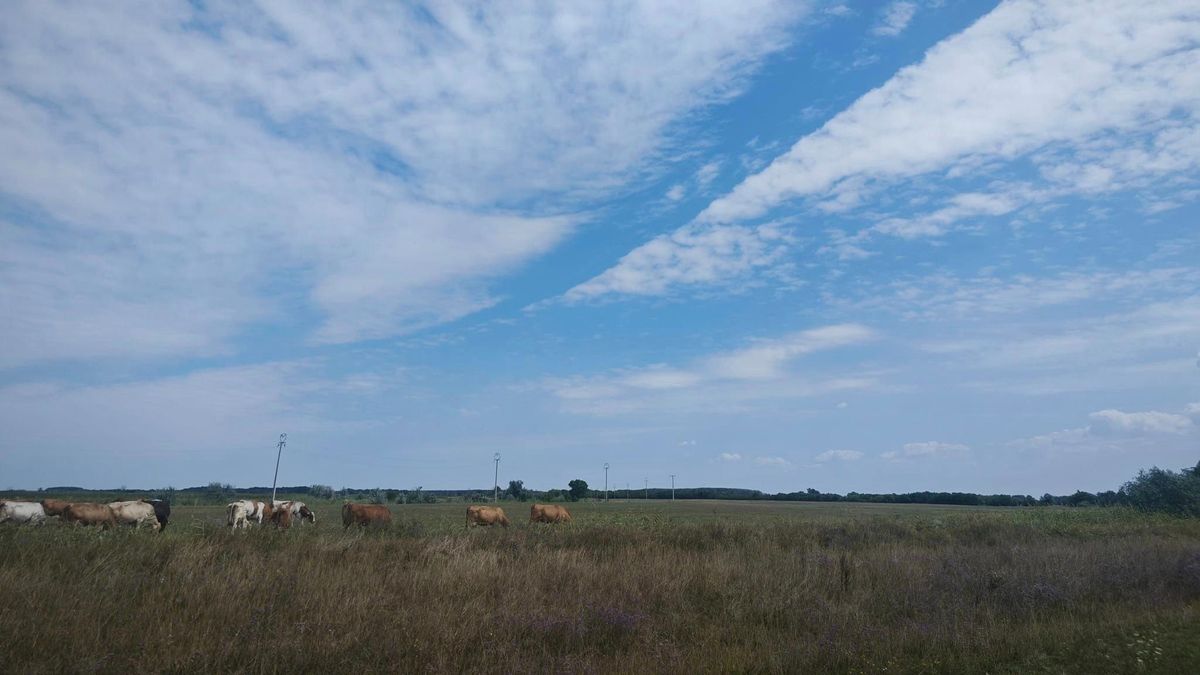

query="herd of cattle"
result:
[0,498,574,531]
[0,498,170,530]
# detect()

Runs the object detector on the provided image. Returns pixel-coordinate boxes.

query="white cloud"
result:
[719,452,743,461]
[665,184,687,201]
[0,0,809,365]
[815,449,862,462]
[701,0,1200,224]
[913,293,1200,394]
[872,2,917,37]
[1012,406,1197,453]
[1089,409,1193,434]
[882,441,969,460]
[577,0,1200,300]
[563,221,794,300]
[703,324,874,380]
[870,189,1028,239]
[872,266,1200,320]
[754,455,793,467]
[620,367,705,390]
[1186,402,1200,417]
[544,323,878,414]
[695,160,722,189]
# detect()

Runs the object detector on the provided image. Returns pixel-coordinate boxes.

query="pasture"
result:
[1,500,1198,673]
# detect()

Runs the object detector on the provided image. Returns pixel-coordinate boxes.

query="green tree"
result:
[568,479,589,502]
[506,480,526,501]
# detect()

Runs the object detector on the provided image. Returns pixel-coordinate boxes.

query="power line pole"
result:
[644,477,648,501]
[270,433,287,505]
[493,452,501,503]
[670,474,676,501]
[604,463,609,503]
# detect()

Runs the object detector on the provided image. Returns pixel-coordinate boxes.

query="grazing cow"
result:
[0,500,47,525]
[270,507,293,529]
[226,500,273,528]
[62,503,117,529]
[466,505,510,528]
[342,503,391,529]
[143,499,171,531]
[40,498,72,517]
[227,501,251,529]
[529,503,572,524]
[273,500,316,525]
[108,501,161,531]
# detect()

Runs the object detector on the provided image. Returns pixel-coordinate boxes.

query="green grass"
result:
[1,501,1198,673]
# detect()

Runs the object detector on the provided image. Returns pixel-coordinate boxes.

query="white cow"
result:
[108,501,161,531]
[0,500,47,525]
[226,500,272,528]
[273,500,316,525]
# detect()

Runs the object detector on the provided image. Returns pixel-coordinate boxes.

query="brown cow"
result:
[41,498,72,517]
[529,503,572,524]
[62,503,117,529]
[108,501,161,531]
[270,507,293,530]
[342,503,391,529]
[466,505,510,528]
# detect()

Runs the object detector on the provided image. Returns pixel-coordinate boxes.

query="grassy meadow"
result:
[1,500,1198,673]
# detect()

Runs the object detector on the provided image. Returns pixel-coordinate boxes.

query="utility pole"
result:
[670,474,676,501]
[270,433,287,505]
[644,477,648,501]
[493,452,501,503]
[604,463,609,503]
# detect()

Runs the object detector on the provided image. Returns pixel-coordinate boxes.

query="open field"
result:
[1,500,1198,673]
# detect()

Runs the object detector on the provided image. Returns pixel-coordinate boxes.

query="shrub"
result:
[1122,467,1200,516]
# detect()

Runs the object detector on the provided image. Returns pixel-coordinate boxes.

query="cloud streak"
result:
[545,324,877,414]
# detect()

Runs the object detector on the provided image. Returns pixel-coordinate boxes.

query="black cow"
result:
[143,499,171,532]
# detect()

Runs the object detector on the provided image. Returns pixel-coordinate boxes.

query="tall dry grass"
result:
[0,508,1197,673]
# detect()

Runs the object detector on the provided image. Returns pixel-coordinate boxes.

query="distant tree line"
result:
[6,461,1196,515]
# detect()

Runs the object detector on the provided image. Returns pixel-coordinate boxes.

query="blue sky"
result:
[1,0,1197,494]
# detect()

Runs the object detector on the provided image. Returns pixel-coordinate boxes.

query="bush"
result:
[1122,466,1200,517]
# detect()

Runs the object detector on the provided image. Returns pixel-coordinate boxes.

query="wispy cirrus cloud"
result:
[0,0,809,365]
[572,0,1200,300]
[872,2,918,37]
[563,221,794,301]
[702,0,1199,224]
[544,324,877,414]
